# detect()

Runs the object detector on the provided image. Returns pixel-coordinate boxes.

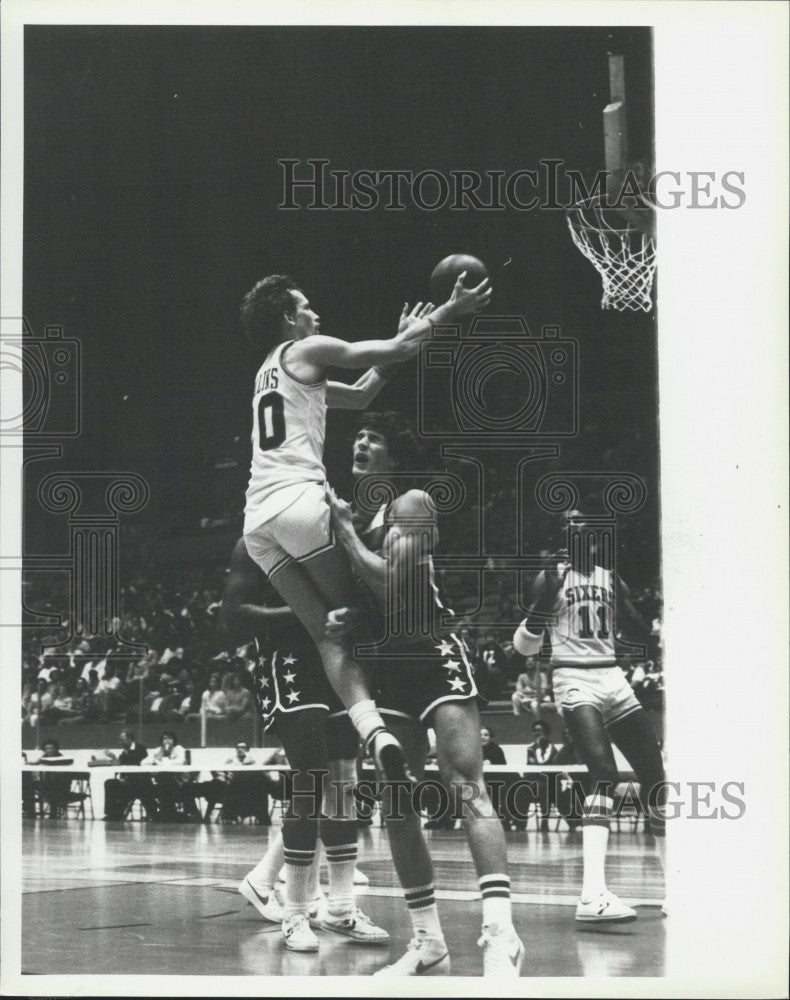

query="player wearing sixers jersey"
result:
[240,275,490,787]
[326,413,525,979]
[514,510,666,925]
[219,537,389,953]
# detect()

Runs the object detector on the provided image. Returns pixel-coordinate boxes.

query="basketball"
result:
[429,254,489,303]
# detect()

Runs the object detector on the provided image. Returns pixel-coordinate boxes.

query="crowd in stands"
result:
[21,553,664,733]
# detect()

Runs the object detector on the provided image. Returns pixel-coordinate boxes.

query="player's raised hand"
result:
[397,301,436,334]
[325,485,355,537]
[544,550,572,596]
[325,606,362,638]
[447,271,493,316]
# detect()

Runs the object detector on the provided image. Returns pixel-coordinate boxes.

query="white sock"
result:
[283,846,316,918]
[404,884,444,941]
[348,700,387,748]
[479,874,513,930]
[248,832,284,892]
[308,840,324,899]
[581,793,613,901]
[326,841,358,916]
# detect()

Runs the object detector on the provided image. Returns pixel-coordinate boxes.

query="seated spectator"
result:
[95,664,125,720]
[27,678,55,726]
[526,720,560,831]
[144,680,182,722]
[191,741,268,823]
[511,672,537,716]
[31,738,86,817]
[478,726,511,832]
[223,673,253,721]
[50,682,80,722]
[260,747,291,820]
[124,656,151,703]
[641,660,664,709]
[223,741,269,823]
[146,730,186,767]
[476,631,509,700]
[89,728,157,821]
[145,731,199,822]
[629,661,646,687]
[159,646,185,666]
[201,672,228,720]
[37,657,60,683]
[21,682,34,724]
[458,625,478,664]
[58,677,99,725]
[480,725,507,766]
[177,680,202,720]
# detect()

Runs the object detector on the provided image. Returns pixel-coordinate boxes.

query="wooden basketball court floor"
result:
[21,818,665,979]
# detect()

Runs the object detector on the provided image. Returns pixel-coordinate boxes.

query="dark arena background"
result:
[19,25,665,981]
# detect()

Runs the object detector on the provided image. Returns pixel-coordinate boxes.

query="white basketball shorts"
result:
[551,664,642,727]
[243,482,334,579]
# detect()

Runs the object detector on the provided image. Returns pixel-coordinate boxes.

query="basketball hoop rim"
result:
[566,194,656,240]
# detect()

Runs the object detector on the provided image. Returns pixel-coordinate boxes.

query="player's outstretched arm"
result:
[295,273,491,371]
[217,538,298,643]
[325,302,434,409]
[326,366,389,410]
[513,558,570,655]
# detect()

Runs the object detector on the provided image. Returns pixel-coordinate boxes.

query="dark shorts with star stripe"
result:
[252,644,347,733]
[369,633,478,724]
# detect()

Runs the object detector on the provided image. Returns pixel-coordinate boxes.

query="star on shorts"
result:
[448,676,467,692]
[286,689,301,704]
[442,659,461,672]
[260,697,272,711]
[257,674,270,689]
[282,653,297,666]
[436,640,455,657]
[283,670,297,685]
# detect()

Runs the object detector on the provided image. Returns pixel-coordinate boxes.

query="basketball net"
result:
[566,197,657,312]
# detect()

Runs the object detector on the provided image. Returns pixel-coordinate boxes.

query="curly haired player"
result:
[325,411,525,978]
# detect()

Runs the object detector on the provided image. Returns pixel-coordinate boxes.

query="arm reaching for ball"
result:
[325,301,435,409]
[513,554,571,656]
[294,272,491,373]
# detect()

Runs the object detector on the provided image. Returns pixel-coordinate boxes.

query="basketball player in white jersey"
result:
[513,510,666,923]
[325,412,525,978]
[240,273,491,782]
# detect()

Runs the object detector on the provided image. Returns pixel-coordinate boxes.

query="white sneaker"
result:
[353,868,370,886]
[307,891,328,929]
[478,923,525,978]
[282,912,320,952]
[373,932,450,976]
[321,907,390,944]
[575,890,637,923]
[238,877,284,923]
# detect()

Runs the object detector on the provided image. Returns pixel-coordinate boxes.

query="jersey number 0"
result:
[257,392,286,451]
